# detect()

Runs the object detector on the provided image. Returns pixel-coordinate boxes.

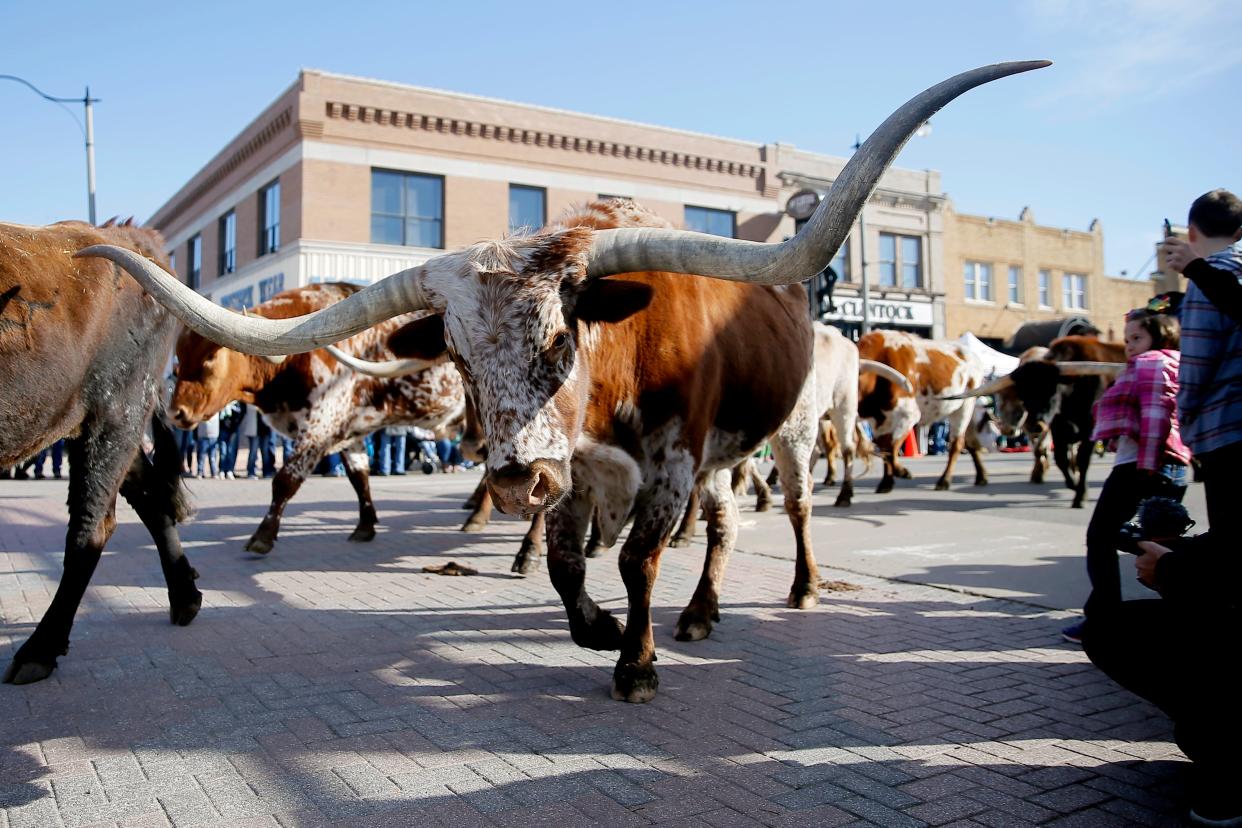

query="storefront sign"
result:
[785,189,820,220]
[822,297,933,327]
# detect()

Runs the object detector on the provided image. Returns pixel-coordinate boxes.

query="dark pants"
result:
[245,435,262,477]
[1084,600,1240,791]
[219,429,241,475]
[1195,441,1242,537]
[1083,463,1186,617]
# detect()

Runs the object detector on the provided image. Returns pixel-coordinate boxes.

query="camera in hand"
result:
[1117,497,1195,554]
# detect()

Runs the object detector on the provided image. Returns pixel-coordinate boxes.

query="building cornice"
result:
[321,99,764,183]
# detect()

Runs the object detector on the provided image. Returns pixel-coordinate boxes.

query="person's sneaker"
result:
[1061,620,1086,645]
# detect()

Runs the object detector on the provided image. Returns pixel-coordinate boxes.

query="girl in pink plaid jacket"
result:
[1064,309,1190,642]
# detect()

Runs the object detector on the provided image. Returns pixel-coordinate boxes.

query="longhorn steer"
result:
[169,284,465,553]
[1,220,201,685]
[84,61,1049,702]
[952,336,1125,508]
[857,330,989,493]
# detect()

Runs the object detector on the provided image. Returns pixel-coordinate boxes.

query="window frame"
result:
[684,205,736,239]
[1038,269,1052,308]
[1062,273,1088,310]
[878,231,923,289]
[370,168,446,249]
[187,233,202,289]
[508,184,547,235]
[258,178,280,256]
[217,211,236,277]
[1008,265,1023,305]
[964,260,993,302]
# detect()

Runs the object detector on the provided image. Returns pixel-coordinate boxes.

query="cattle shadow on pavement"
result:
[0,472,1191,825]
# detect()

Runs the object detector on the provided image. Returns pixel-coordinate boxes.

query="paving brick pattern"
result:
[0,463,1189,826]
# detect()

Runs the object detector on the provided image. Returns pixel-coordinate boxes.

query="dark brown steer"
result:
[1,220,200,685]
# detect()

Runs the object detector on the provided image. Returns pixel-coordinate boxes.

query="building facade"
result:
[149,69,946,336]
[941,204,1155,348]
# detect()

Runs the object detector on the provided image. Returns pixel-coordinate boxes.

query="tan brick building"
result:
[942,204,1155,348]
[149,69,946,336]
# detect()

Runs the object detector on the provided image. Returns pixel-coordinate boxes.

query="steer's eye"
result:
[550,331,570,354]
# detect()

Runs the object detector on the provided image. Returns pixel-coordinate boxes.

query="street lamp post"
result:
[1,75,100,225]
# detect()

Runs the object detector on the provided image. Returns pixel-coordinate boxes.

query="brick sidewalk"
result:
[0,470,1186,827]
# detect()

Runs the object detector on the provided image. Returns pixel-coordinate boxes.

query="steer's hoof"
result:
[611,662,659,703]
[460,517,488,533]
[875,478,895,494]
[570,610,624,651]
[510,541,542,576]
[674,607,717,642]
[1072,499,1085,509]
[896,467,914,480]
[934,479,951,491]
[668,535,693,549]
[348,526,377,543]
[585,542,611,559]
[245,535,274,555]
[3,659,56,685]
[834,482,854,508]
[787,584,820,610]
[755,498,772,513]
[169,590,203,627]
[974,476,988,487]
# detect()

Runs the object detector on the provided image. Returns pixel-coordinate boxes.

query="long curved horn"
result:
[75,245,431,356]
[1056,361,1125,378]
[859,360,913,393]
[323,345,437,378]
[241,308,287,364]
[584,60,1050,282]
[940,373,1015,400]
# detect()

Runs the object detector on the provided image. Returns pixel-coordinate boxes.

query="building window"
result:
[1038,269,1051,308]
[1008,266,1022,304]
[1063,273,1087,309]
[217,211,236,276]
[187,234,202,289]
[259,179,280,255]
[371,169,444,248]
[964,261,992,301]
[684,205,735,238]
[878,232,922,288]
[169,250,177,276]
[509,185,546,234]
[831,237,851,282]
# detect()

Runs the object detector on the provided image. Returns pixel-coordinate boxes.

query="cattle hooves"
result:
[348,526,377,543]
[169,591,203,626]
[1072,500,1085,509]
[668,535,692,549]
[875,479,895,494]
[244,536,274,555]
[896,467,914,480]
[787,585,820,610]
[833,494,853,508]
[934,479,951,491]
[570,611,624,651]
[611,661,659,703]
[510,544,542,575]
[584,543,608,559]
[974,477,988,487]
[460,518,488,533]
[674,609,715,642]
[755,499,772,513]
[3,658,55,685]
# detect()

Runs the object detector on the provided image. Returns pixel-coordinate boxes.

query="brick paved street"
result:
[1,453,1201,826]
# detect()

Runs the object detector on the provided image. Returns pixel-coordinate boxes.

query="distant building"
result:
[942,205,1154,348]
[148,69,944,336]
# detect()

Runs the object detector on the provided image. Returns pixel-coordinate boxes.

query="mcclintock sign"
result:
[823,297,933,326]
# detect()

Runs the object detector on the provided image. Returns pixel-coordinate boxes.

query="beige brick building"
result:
[942,204,1155,348]
[149,69,946,336]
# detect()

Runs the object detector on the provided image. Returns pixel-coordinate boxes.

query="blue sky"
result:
[2,0,1239,280]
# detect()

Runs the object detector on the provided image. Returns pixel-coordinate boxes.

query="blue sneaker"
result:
[1061,620,1085,645]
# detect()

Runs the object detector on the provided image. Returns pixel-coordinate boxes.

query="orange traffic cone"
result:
[901,430,921,458]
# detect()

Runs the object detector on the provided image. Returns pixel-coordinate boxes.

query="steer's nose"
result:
[168,404,196,430]
[488,461,562,516]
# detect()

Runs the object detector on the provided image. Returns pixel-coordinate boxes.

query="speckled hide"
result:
[0,219,201,685]
[387,200,821,703]
[857,330,988,494]
[170,283,465,554]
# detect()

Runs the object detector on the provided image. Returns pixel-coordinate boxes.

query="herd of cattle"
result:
[1,60,1125,703]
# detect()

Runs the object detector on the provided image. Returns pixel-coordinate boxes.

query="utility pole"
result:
[1,75,100,224]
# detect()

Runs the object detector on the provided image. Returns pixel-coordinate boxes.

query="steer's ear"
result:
[388,314,448,359]
[575,279,654,324]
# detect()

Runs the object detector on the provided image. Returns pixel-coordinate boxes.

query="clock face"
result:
[786,189,820,220]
